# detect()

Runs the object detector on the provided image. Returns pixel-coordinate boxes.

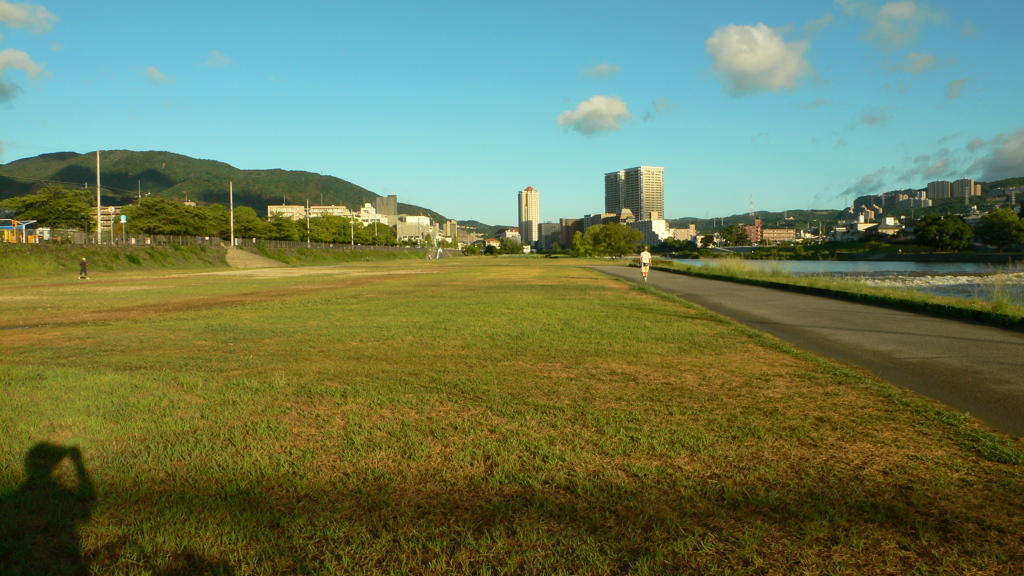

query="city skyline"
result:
[1,1,1023,226]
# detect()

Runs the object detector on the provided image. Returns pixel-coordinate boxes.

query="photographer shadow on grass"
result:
[0,442,95,575]
[1,443,233,575]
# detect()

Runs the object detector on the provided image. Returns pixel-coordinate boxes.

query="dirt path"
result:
[225,247,289,269]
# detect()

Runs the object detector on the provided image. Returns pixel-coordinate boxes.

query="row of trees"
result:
[0,187,400,245]
[915,208,1024,251]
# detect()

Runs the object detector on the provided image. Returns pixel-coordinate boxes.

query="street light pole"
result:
[96,150,101,244]
[229,181,235,247]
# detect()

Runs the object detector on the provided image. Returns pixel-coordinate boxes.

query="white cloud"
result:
[145,66,174,85]
[0,1,57,33]
[966,138,985,152]
[945,77,968,100]
[892,52,939,75]
[556,95,632,135]
[805,14,834,33]
[203,50,232,68]
[900,148,959,181]
[842,167,891,198]
[968,129,1024,182]
[581,62,620,79]
[705,23,813,96]
[863,1,942,50]
[0,46,44,78]
[836,0,869,16]
[643,98,678,121]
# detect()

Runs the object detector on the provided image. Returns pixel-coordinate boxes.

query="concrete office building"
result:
[375,195,398,217]
[395,215,435,243]
[538,222,561,250]
[560,218,583,247]
[606,166,664,221]
[518,186,540,247]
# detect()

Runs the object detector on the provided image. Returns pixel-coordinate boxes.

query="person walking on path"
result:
[78,258,89,280]
[638,245,652,282]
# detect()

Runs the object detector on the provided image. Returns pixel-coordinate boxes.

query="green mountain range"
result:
[0,150,447,223]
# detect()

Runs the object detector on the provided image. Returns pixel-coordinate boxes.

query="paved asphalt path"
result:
[593,266,1024,437]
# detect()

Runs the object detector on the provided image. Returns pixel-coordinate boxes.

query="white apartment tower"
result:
[606,166,664,221]
[952,178,981,198]
[518,186,540,247]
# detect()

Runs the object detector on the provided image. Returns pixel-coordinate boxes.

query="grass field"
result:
[2,258,1023,575]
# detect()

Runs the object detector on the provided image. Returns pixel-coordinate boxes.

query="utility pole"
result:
[229,181,235,247]
[306,198,310,248]
[96,151,101,244]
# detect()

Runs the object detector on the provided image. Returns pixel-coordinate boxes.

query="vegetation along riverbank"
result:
[652,258,1024,330]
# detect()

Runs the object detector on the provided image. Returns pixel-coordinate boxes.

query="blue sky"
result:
[2,1,1023,225]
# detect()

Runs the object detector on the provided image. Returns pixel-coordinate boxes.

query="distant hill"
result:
[0,150,447,223]
[459,220,515,239]
[670,209,840,232]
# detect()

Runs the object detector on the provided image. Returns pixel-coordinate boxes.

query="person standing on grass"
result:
[79,258,89,280]
[639,245,651,282]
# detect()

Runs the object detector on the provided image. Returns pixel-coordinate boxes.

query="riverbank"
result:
[0,243,229,276]
[671,243,1024,264]
[848,252,1024,263]
[652,259,1024,330]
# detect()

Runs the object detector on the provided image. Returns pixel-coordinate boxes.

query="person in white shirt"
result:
[638,246,651,282]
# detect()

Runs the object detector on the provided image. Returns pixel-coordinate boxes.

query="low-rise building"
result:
[761,227,797,244]
[672,224,698,243]
[628,218,673,247]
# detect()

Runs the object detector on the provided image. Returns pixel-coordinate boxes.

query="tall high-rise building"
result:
[606,166,664,221]
[952,178,981,198]
[604,171,624,213]
[927,181,952,199]
[518,186,540,247]
[375,194,398,216]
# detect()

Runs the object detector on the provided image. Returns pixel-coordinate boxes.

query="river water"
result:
[671,259,1024,303]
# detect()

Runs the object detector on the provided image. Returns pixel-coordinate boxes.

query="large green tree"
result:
[498,237,524,254]
[656,237,698,254]
[356,222,396,245]
[974,208,1024,248]
[232,206,269,239]
[914,214,975,251]
[719,225,751,247]
[266,213,301,241]
[122,197,216,236]
[0,185,93,230]
[572,224,643,257]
